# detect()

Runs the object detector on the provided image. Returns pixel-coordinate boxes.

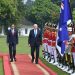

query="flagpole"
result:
[72,21,74,34]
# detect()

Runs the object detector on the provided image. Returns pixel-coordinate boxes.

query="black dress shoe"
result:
[10,59,13,62]
[35,62,38,64]
[31,59,34,63]
[35,59,38,64]
[35,61,38,64]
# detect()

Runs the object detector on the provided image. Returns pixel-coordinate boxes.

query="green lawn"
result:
[40,58,69,75]
[0,59,4,75]
[0,36,30,54]
[0,36,43,57]
[0,36,69,75]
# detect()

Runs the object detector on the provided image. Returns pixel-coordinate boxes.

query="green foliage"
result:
[0,0,18,25]
[0,0,25,27]
[25,0,60,27]
[0,59,4,75]
[51,0,61,6]
[70,0,75,10]
[16,0,26,24]
[70,0,75,24]
[72,8,75,23]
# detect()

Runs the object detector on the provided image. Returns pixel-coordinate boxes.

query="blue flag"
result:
[57,0,72,55]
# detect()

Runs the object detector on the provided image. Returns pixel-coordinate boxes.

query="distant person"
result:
[7,24,18,62]
[28,24,42,64]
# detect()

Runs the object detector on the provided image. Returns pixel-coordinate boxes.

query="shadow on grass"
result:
[40,57,69,75]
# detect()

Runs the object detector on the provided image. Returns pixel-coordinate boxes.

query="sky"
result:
[23,0,27,3]
[23,0,35,4]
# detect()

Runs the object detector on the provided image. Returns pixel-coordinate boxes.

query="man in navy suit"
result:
[7,24,18,62]
[28,24,42,64]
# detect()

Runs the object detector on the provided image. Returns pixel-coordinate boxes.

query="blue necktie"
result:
[34,30,37,37]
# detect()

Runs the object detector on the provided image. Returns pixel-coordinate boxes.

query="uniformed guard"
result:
[50,27,58,65]
[43,24,49,59]
[47,27,52,62]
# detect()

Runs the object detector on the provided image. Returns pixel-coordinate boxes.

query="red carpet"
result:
[39,59,57,75]
[3,55,13,75]
[0,54,57,75]
[15,55,44,75]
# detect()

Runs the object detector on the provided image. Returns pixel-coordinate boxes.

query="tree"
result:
[0,0,26,34]
[70,0,75,10]
[72,8,75,23]
[16,0,26,24]
[26,0,34,6]
[51,0,61,6]
[0,0,18,34]
[25,0,60,28]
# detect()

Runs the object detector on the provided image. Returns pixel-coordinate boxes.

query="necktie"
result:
[34,29,37,37]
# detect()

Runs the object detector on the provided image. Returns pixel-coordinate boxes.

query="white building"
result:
[19,25,33,36]
[18,18,33,36]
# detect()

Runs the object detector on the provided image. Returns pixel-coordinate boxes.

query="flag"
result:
[57,0,72,55]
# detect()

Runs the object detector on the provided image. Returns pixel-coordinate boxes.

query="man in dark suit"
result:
[7,24,18,62]
[28,24,42,64]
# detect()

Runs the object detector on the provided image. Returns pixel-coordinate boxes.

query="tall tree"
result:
[0,0,18,34]
[0,0,25,34]
[25,0,60,27]
[72,8,75,23]
[26,0,34,6]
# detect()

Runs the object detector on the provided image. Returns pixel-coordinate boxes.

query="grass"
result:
[0,36,43,56]
[0,59,4,75]
[0,36,30,54]
[0,36,69,75]
[40,58,69,75]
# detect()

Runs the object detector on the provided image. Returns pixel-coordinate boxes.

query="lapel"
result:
[32,29,35,37]
[37,29,39,36]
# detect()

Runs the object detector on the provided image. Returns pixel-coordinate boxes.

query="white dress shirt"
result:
[12,29,15,34]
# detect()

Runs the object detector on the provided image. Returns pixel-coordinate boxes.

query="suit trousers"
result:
[9,43,16,60]
[31,45,39,63]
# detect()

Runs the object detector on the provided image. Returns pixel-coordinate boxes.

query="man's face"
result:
[33,24,38,29]
[11,24,15,29]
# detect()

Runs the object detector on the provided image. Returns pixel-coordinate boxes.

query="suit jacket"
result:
[28,29,42,46]
[7,29,18,44]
